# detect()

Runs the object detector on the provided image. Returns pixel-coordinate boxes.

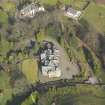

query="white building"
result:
[40,42,61,78]
[19,3,45,18]
[85,77,98,84]
[48,68,61,78]
[63,7,81,20]
[42,65,61,78]
[40,53,46,60]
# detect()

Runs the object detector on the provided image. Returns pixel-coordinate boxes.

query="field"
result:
[0,38,12,55]
[0,10,8,24]
[64,0,88,10]
[39,85,105,105]
[39,0,87,9]
[82,2,105,33]
[39,0,58,5]
[56,94,105,105]
[0,71,12,105]
[21,91,38,105]
[0,1,16,12]
[22,59,38,84]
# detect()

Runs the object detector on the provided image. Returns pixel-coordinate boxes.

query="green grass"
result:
[36,31,46,42]
[40,85,105,105]
[0,10,8,24]
[39,0,58,5]
[82,3,105,33]
[75,95,105,105]
[22,59,38,84]
[56,94,105,105]
[39,0,87,9]
[64,36,90,79]
[21,91,39,105]
[64,0,88,10]
[0,71,12,105]
[0,38,12,55]
[0,1,16,12]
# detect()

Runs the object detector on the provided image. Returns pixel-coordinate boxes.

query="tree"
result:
[8,15,16,25]
[45,21,62,40]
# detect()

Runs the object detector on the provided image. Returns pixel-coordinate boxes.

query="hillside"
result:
[0,0,105,105]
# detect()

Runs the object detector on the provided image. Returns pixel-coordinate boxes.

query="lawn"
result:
[0,38,12,55]
[36,31,46,42]
[22,59,38,84]
[0,1,16,12]
[39,0,58,5]
[39,85,105,105]
[39,0,87,9]
[82,2,105,33]
[0,71,12,105]
[64,0,88,10]
[21,91,38,105]
[56,94,105,105]
[0,10,8,24]
[75,95,105,105]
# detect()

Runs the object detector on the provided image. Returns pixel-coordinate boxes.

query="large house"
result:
[63,6,81,20]
[39,42,61,78]
[18,3,45,18]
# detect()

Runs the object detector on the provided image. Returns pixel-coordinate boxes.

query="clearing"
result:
[0,10,8,24]
[22,58,38,84]
[0,1,16,12]
[39,0,87,10]
[82,2,105,33]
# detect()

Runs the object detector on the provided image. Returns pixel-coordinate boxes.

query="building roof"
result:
[63,6,82,19]
[40,42,61,78]
[18,3,45,18]
[21,3,38,13]
[67,7,78,15]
